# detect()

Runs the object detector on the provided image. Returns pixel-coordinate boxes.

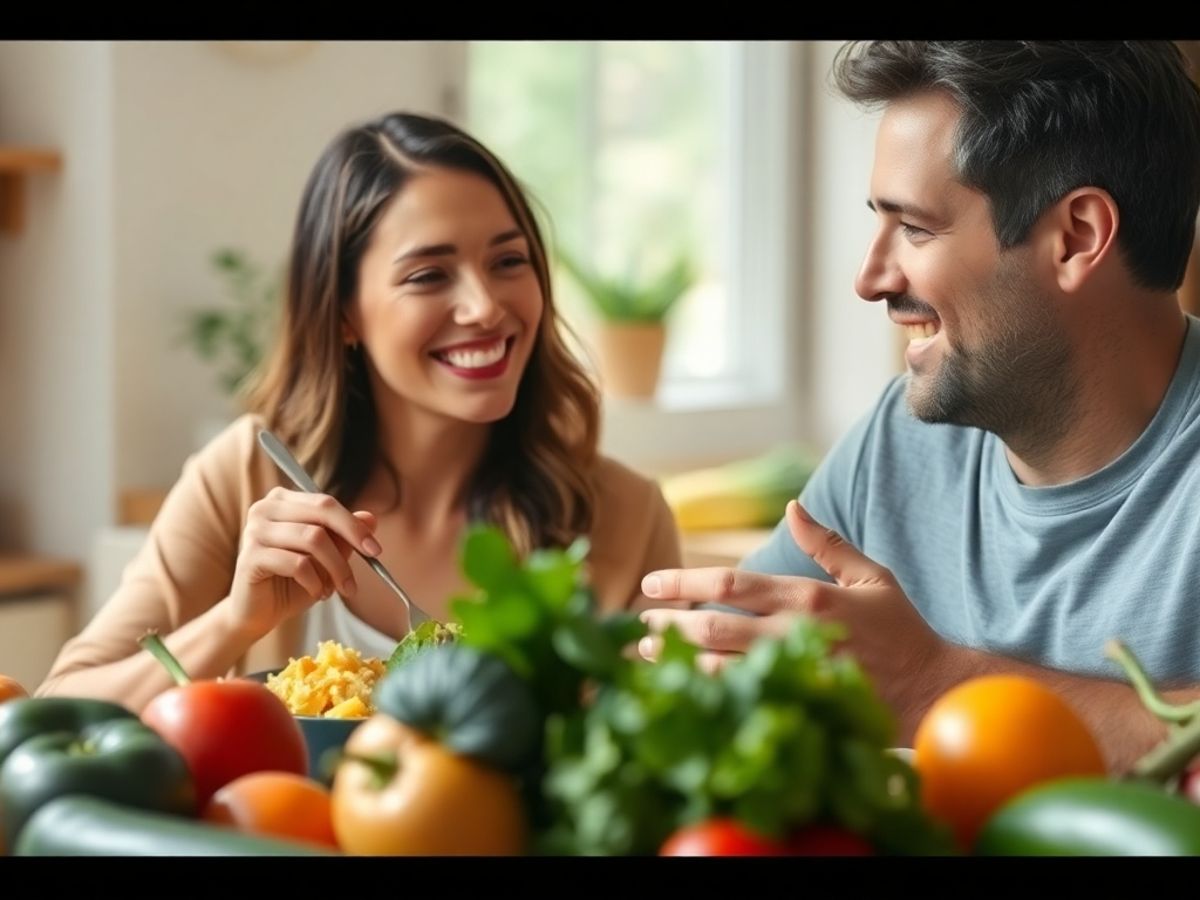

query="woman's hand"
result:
[226,487,382,639]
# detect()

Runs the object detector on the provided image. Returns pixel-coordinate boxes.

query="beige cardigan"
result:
[38,414,682,694]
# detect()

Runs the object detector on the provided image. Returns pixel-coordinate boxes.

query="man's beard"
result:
[900,256,1077,450]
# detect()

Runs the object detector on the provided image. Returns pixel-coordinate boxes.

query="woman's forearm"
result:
[36,600,266,713]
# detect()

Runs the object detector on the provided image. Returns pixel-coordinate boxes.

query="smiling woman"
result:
[35,112,682,712]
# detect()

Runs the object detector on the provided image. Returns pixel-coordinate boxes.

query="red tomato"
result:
[785,824,875,856]
[660,819,788,856]
[142,678,308,807]
[1180,765,1200,805]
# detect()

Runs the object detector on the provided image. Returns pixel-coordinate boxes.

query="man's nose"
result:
[854,232,905,303]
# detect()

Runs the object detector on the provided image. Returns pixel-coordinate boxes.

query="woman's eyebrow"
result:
[393,229,525,265]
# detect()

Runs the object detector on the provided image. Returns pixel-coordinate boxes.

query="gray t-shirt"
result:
[742,314,1200,684]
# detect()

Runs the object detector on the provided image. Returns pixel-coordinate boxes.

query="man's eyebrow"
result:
[866,197,938,220]
[393,229,526,264]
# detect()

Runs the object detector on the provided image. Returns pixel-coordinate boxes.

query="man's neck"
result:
[1004,299,1189,487]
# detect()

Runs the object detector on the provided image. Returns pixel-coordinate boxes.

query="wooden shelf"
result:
[0,555,81,597]
[0,146,62,235]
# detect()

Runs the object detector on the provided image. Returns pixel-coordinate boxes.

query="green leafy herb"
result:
[398,524,952,857]
[449,526,645,721]
[384,620,463,672]
[537,619,956,856]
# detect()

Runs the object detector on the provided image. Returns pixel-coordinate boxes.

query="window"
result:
[466,41,802,469]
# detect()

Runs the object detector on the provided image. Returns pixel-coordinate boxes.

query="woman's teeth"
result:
[439,339,507,369]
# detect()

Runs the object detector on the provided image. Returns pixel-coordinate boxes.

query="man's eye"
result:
[900,223,931,239]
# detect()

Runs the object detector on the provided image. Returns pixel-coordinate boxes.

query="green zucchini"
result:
[975,777,1200,856]
[14,795,334,856]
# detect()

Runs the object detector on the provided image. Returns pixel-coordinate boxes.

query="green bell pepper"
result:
[0,697,195,847]
[975,777,1200,856]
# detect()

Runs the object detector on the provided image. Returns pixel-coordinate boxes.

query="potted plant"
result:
[180,248,280,399]
[556,247,695,400]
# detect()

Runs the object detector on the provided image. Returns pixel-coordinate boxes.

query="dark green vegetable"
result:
[0,696,135,765]
[975,778,1200,856]
[374,642,541,773]
[0,697,195,847]
[15,795,332,856]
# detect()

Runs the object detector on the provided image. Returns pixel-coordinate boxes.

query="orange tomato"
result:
[202,771,339,850]
[0,676,28,705]
[913,674,1107,849]
[331,714,526,856]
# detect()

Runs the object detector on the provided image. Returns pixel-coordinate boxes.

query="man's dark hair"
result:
[832,41,1200,291]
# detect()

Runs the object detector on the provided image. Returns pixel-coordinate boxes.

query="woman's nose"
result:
[453,274,505,328]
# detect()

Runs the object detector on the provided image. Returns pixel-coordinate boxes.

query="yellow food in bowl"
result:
[265,640,386,718]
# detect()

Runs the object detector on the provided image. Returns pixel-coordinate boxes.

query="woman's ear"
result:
[341,319,360,348]
[1047,187,1119,294]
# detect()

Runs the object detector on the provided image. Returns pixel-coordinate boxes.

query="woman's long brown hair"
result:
[243,112,599,554]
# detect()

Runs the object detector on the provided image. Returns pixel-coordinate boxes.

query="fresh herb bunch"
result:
[448,526,646,721]
[423,524,952,856]
[537,620,956,856]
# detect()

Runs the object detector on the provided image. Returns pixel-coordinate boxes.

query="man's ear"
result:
[1046,187,1119,294]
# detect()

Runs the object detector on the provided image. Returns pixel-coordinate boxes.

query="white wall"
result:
[803,41,899,452]
[0,40,463,566]
[0,41,115,561]
[110,40,464,493]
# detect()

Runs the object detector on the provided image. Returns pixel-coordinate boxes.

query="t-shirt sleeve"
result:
[738,377,903,581]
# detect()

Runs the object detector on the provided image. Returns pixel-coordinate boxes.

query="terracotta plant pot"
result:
[594,322,666,399]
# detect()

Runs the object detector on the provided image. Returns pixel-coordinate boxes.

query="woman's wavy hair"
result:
[244,112,600,554]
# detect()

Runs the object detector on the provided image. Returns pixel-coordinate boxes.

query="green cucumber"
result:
[14,795,334,856]
[975,777,1200,856]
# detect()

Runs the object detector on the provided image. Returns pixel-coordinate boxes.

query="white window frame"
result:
[456,41,809,474]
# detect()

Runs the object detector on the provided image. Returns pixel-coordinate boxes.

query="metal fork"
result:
[256,428,432,630]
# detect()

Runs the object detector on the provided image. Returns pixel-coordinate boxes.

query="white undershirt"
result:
[300,593,403,661]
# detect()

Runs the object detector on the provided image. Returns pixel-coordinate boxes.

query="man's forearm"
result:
[898,643,1192,775]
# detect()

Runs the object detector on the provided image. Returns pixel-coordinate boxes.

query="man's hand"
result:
[638,500,949,724]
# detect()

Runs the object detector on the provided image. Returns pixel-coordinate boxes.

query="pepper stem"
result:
[1107,639,1200,783]
[1130,712,1200,784]
[138,631,193,686]
[1106,639,1200,724]
[338,751,400,789]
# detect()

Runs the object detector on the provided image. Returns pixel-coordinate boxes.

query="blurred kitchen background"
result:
[4,40,1197,689]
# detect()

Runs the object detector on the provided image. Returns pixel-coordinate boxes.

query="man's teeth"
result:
[441,339,506,369]
[905,323,939,340]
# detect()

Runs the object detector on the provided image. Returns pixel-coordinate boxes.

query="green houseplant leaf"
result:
[556,247,695,323]
[179,247,281,397]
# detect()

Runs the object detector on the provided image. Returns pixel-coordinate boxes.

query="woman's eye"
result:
[405,269,446,286]
[495,253,530,271]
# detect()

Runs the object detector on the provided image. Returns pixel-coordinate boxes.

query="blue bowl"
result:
[244,669,366,783]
